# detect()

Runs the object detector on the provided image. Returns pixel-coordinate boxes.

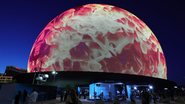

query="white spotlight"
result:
[52,70,58,75]
[149,85,153,89]
[44,74,49,78]
[36,76,43,81]
[134,86,137,90]
[174,86,178,89]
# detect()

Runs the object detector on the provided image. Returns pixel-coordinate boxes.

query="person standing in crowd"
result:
[65,88,80,104]
[152,93,157,104]
[108,91,112,101]
[71,88,79,103]
[14,91,21,104]
[65,89,73,104]
[84,90,87,99]
[28,89,38,104]
[23,90,28,104]
[94,91,97,99]
[130,92,136,104]
[99,92,104,100]
[142,90,150,104]
[60,91,64,102]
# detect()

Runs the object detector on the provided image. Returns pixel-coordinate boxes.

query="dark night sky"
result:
[0,0,185,85]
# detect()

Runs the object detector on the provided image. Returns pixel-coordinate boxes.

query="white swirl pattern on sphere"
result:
[28,4,167,79]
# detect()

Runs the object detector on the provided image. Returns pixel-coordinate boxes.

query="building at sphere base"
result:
[15,71,176,100]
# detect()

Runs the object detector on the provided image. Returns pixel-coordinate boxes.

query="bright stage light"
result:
[44,74,49,78]
[134,86,137,90]
[149,85,153,89]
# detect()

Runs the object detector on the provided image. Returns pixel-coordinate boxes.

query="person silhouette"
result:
[14,91,21,104]
[142,90,150,104]
[60,91,64,102]
[28,89,38,104]
[130,92,136,104]
[23,90,28,104]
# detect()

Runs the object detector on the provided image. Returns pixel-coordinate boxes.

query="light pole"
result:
[32,68,38,85]
[51,70,58,81]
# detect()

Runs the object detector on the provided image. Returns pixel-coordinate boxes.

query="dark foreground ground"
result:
[34,96,185,104]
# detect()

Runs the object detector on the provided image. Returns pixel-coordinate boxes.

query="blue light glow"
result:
[126,85,131,99]
[89,83,120,100]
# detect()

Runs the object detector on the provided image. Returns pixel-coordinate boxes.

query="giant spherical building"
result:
[28,4,167,79]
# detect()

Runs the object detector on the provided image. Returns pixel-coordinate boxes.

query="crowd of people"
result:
[12,86,185,104]
[60,88,82,104]
[13,87,82,104]
[129,88,184,104]
[130,89,160,104]
[13,89,38,104]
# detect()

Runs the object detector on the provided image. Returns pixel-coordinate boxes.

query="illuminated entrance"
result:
[89,82,125,100]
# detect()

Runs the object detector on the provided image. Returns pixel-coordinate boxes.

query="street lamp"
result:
[36,74,49,85]
[44,74,49,79]
[36,76,43,81]
[52,70,58,75]
[174,86,178,89]
[134,86,137,90]
[149,85,153,90]
[32,68,38,85]
[36,75,43,85]
[51,70,58,81]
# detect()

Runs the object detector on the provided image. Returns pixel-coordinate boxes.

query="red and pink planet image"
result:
[28,4,167,79]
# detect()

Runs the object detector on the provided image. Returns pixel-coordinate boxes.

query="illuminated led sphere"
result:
[28,4,167,79]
